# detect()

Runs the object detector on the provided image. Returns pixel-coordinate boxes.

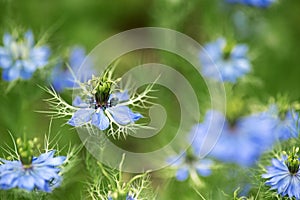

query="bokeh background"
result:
[0,0,299,199]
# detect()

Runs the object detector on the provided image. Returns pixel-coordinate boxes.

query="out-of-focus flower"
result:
[0,150,66,192]
[126,194,137,200]
[226,0,275,8]
[200,38,251,83]
[262,147,300,199]
[51,46,95,92]
[263,105,300,140]
[68,90,142,131]
[167,151,213,181]
[0,30,50,81]
[191,110,275,166]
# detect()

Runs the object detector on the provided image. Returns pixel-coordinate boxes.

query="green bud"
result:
[285,147,300,174]
[16,138,22,146]
[33,137,38,144]
[222,42,235,60]
[226,97,247,126]
[16,137,40,167]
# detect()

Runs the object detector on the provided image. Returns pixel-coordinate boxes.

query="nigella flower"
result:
[191,110,275,166]
[51,46,95,92]
[0,30,50,81]
[226,0,275,8]
[0,150,66,192]
[264,105,300,140]
[167,151,213,181]
[262,147,300,199]
[68,90,142,131]
[200,38,251,83]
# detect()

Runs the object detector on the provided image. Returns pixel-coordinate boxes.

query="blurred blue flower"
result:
[51,46,95,92]
[264,105,300,140]
[191,110,275,166]
[200,38,251,83]
[68,91,142,130]
[0,150,66,192]
[167,152,213,181]
[126,194,136,200]
[0,30,50,81]
[226,0,275,8]
[262,148,300,199]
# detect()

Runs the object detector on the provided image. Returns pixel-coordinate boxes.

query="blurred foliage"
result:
[0,0,299,199]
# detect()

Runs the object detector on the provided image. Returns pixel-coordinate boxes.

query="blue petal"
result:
[30,46,50,67]
[195,159,213,177]
[17,175,35,191]
[72,96,89,108]
[0,52,12,69]
[0,171,21,188]
[107,106,142,125]
[33,151,65,167]
[176,166,189,181]
[69,47,86,71]
[32,151,55,164]
[109,91,130,102]
[43,156,66,166]
[29,172,49,192]
[20,69,34,80]
[231,45,248,58]
[68,109,94,126]
[91,110,110,130]
[22,60,37,72]
[33,166,60,180]
[2,67,20,81]
[3,33,12,46]
[24,30,34,47]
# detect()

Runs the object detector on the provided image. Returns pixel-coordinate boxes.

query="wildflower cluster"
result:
[0,0,299,199]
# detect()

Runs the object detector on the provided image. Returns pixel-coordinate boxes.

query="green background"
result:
[0,0,299,199]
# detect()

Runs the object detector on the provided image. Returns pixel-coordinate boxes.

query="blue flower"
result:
[167,152,213,181]
[0,30,50,81]
[191,110,275,166]
[200,38,251,83]
[264,105,300,140]
[0,150,66,192]
[68,91,142,131]
[226,0,275,8]
[51,46,95,92]
[262,148,300,199]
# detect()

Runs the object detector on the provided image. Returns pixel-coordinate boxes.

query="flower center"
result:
[284,147,300,174]
[16,137,39,167]
[185,150,198,165]
[226,97,246,129]
[89,74,114,110]
[10,40,30,60]
[222,43,234,60]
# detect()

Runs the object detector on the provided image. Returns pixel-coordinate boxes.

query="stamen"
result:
[284,147,300,174]
[16,137,39,166]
